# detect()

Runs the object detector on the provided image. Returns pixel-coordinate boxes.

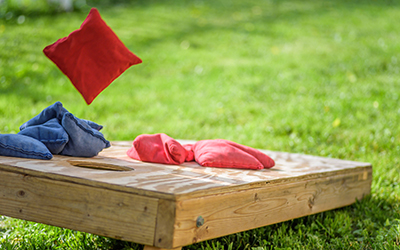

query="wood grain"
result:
[171,167,372,247]
[154,199,176,248]
[0,170,158,245]
[0,141,371,200]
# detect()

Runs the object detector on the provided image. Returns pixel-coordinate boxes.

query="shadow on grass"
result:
[3,0,399,19]
[88,0,400,8]
[99,0,400,49]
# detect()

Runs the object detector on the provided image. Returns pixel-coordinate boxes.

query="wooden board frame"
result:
[0,141,372,249]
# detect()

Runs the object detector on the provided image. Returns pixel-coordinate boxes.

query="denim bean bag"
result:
[19,118,69,154]
[60,112,110,157]
[20,101,68,130]
[0,134,52,160]
[19,101,110,157]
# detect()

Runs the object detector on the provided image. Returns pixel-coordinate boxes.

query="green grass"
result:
[1,0,400,249]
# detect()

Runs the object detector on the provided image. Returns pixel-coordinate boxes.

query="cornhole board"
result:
[0,141,372,250]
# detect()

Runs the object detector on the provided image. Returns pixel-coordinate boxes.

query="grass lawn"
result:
[1,0,400,249]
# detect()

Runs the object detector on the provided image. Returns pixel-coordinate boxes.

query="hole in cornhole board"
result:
[67,160,134,171]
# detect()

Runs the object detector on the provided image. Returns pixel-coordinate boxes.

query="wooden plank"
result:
[143,246,181,250]
[154,199,176,249]
[0,170,158,245]
[170,166,372,247]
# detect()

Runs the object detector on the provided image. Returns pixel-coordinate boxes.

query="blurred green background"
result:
[1,0,400,249]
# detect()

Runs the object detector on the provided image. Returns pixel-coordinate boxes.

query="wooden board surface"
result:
[0,141,372,249]
[0,141,371,200]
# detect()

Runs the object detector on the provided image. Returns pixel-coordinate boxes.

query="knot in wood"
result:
[17,190,25,197]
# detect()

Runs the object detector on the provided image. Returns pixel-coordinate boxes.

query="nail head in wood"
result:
[196,216,204,227]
